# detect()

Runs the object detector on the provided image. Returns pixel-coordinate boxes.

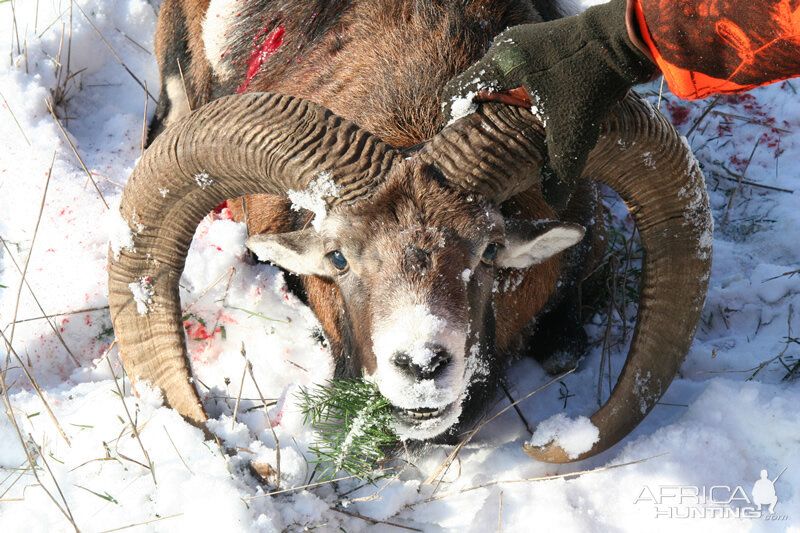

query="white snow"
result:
[108,207,136,260]
[446,91,479,126]
[128,276,154,315]
[286,171,340,231]
[1,0,799,531]
[194,171,214,189]
[528,414,600,459]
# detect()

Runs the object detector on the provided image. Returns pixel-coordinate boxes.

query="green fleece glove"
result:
[441,0,656,210]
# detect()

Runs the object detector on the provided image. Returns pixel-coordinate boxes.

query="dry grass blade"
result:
[333,508,422,532]
[231,346,248,430]
[0,367,78,530]
[711,110,791,133]
[45,99,110,209]
[747,304,795,381]
[106,357,157,486]
[0,89,31,146]
[0,461,30,500]
[93,338,117,371]
[0,236,80,367]
[423,369,575,487]
[722,138,760,226]
[8,152,56,345]
[116,28,152,54]
[91,172,124,188]
[243,344,281,489]
[36,437,78,521]
[10,0,21,54]
[500,383,532,435]
[73,1,157,103]
[685,96,720,138]
[177,58,191,111]
[598,255,619,406]
[183,267,235,314]
[416,453,669,506]
[141,80,149,154]
[0,329,72,447]
[37,6,71,39]
[348,465,407,503]
[163,425,194,475]
[98,513,184,533]
[497,491,503,532]
[244,467,402,500]
[11,305,109,326]
[713,166,794,194]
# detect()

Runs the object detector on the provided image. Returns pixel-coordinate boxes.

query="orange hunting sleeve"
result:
[634,0,800,99]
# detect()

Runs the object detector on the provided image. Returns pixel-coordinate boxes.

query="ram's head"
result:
[109,92,711,461]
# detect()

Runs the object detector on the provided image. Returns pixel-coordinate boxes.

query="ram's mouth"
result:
[393,403,454,423]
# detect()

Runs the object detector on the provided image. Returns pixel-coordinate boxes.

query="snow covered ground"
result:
[1,1,798,531]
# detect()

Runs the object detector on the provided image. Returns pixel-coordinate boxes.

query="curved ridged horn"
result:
[425,94,712,462]
[108,92,400,426]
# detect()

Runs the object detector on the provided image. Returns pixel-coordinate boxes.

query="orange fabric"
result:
[634,0,800,100]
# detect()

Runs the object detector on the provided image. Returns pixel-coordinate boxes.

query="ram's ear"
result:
[246,230,335,277]
[497,220,585,269]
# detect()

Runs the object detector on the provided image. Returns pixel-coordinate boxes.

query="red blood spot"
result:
[237,26,285,93]
[212,200,228,214]
[666,102,690,127]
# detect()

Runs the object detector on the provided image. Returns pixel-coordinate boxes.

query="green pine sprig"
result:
[298,378,399,481]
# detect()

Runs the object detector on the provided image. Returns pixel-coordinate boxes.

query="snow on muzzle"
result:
[370,304,469,439]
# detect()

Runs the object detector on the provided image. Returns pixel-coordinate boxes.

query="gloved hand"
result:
[441,0,656,210]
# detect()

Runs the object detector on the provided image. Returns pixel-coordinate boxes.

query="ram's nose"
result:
[390,345,452,380]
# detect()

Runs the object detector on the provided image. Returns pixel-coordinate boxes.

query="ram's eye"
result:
[481,242,499,265]
[328,250,348,271]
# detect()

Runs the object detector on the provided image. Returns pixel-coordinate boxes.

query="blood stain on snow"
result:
[666,101,691,127]
[237,25,285,93]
